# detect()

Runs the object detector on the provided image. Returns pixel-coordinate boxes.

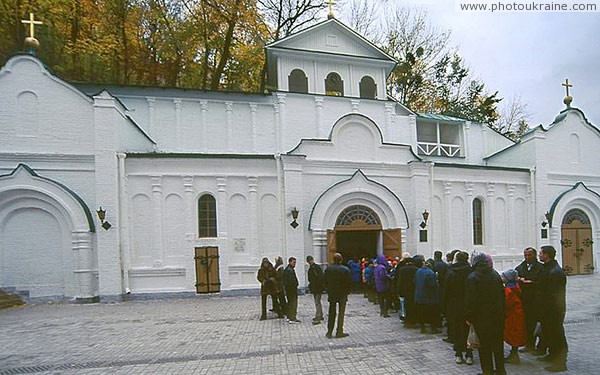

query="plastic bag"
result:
[467,325,480,349]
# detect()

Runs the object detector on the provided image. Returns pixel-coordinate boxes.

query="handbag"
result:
[467,325,480,349]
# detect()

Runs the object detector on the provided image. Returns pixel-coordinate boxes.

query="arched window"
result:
[562,208,590,225]
[288,69,308,93]
[198,194,217,238]
[359,76,377,99]
[472,198,483,245]
[325,72,344,96]
[336,205,380,226]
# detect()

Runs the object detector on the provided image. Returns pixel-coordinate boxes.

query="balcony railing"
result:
[417,141,461,157]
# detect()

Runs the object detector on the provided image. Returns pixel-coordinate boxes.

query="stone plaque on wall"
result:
[233,238,246,252]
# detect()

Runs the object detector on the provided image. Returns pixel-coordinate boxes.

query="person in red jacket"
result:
[502,268,527,364]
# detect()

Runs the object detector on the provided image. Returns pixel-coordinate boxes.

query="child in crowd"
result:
[502,268,527,364]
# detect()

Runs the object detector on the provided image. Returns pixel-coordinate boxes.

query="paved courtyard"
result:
[1,274,599,375]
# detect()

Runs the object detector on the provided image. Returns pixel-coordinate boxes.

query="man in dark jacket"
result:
[414,258,440,334]
[537,245,568,372]
[515,246,544,352]
[283,257,301,323]
[306,255,325,325]
[465,253,505,375]
[257,257,279,321]
[324,252,352,338]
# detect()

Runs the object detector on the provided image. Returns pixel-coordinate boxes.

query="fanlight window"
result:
[288,69,308,93]
[359,76,377,99]
[562,208,590,225]
[336,205,380,226]
[325,72,344,96]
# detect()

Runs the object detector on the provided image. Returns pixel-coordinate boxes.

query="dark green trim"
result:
[417,112,466,123]
[547,182,600,227]
[125,115,156,145]
[0,164,95,232]
[308,169,409,230]
[126,153,275,160]
[435,163,530,173]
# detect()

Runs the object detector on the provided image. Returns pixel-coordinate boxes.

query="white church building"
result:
[1,17,599,302]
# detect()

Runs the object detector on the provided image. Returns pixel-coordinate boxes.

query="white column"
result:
[151,176,164,266]
[351,99,360,113]
[216,177,229,288]
[443,181,452,247]
[315,96,324,138]
[507,184,516,253]
[183,175,195,288]
[117,153,131,294]
[312,229,327,264]
[225,101,233,151]
[199,100,208,151]
[146,97,155,137]
[174,98,182,150]
[249,104,258,152]
[384,102,393,141]
[377,231,383,255]
[276,94,286,152]
[486,182,496,252]
[72,231,95,299]
[248,177,259,263]
[465,182,475,248]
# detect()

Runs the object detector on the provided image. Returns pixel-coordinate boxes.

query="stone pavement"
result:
[1,274,599,375]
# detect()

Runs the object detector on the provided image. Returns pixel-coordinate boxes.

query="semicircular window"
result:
[359,76,377,99]
[288,69,308,93]
[336,205,380,226]
[325,72,344,97]
[562,208,590,225]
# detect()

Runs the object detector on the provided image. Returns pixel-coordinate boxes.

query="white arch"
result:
[309,170,409,230]
[0,164,95,299]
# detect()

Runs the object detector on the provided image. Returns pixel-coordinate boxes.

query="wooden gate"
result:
[194,247,221,293]
[561,220,594,275]
[383,228,402,259]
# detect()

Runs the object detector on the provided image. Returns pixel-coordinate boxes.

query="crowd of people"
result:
[257,245,568,374]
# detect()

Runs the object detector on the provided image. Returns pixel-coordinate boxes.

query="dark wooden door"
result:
[383,228,402,259]
[561,221,594,275]
[195,247,221,293]
[327,230,336,264]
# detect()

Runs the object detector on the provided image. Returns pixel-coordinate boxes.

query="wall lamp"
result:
[541,211,551,239]
[419,210,429,229]
[419,210,429,242]
[96,206,112,230]
[290,207,299,229]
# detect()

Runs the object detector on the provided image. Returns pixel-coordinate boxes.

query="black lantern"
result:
[290,207,299,228]
[96,206,112,230]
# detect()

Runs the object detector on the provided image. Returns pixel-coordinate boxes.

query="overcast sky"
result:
[341,0,600,127]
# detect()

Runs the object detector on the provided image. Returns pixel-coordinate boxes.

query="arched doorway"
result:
[561,208,594,275]
[326,205,401,264]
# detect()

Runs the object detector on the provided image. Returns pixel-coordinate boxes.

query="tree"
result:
[496,94,531,140]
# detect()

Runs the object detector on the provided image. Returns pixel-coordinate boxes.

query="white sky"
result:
[340,0,600,126]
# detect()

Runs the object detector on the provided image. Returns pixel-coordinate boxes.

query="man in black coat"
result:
[515,246,544,352]
[465,253,505,375]
[444,251,473,364]
[324,252,352,338]
[283,257,301,323]
[537,245,568,372]
[306,255,325,325]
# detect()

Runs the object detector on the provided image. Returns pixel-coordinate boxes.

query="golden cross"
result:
[328,0,337,15]
[562,78,572,97]
[21,13,43,39]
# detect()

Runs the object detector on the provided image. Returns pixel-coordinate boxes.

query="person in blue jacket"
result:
[374,254,394,317]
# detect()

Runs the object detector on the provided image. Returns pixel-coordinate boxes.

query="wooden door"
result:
[383,228,402,259]
[327,230,336,264]
[194,247,221,293]
[561,221,594,275]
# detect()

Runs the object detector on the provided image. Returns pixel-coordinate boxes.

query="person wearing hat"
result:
[465,253,506,375]
[502,268,527,364]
